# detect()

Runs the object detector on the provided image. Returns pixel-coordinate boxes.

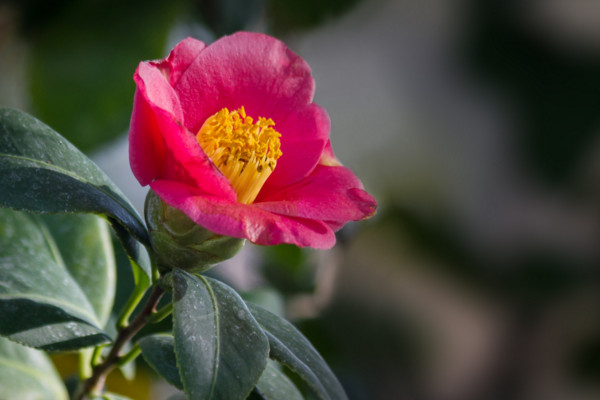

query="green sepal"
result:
[145,191,244,273]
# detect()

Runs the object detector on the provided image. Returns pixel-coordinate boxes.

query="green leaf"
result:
[0,337,68,400]
[40,213,115,327]
[171,270,269,400]
[0,107,150,276]
[254,359,303,400]
[247,303,348,400]
[0,208,111,351]
[139,334,182,390]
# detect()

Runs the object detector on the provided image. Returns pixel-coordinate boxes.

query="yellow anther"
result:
[197,106,282,204]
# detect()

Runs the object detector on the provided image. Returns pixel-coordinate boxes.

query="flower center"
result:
[197,106,282,204]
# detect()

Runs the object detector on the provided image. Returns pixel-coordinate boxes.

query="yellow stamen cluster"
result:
[197,106,282,204]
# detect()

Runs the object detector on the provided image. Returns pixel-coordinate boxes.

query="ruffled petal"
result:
[256,165,377,225]
[150,180,337,249]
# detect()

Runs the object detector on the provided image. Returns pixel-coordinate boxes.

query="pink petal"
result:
[132,59,234,198]
[256,165,377,225]
[319,140,343,167]
[129,88,167,186]
[154,37,206,87]
[151,180,337,249]
[264,103,329,187]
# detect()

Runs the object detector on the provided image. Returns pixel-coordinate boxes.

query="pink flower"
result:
[129,32,376,249]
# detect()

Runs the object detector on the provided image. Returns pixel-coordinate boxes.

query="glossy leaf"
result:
[247,303,348,400]
[0,337,68,400]
[0,208,111,351]
[171,270,269,400]
[0,107,150,276]
[139,334,182,389]
[254,359,303,400]
[41,213,115,327]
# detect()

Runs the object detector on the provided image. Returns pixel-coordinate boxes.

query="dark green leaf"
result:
[0,107,150,275]
[247,303,348,400]
[254,359,303,400]
[171,270,269,400]
[0,208,111,350]
[0,337,68,399]
[139,334,182,390]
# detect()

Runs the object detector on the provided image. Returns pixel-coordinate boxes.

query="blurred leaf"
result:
[0,208,111,351]
[0,107,150,277]
[139,334,182,390]
[28,0,182,153]
[267,0,361,34]
[41,213,115,327]
[253,359,304,400]
[465,1,600,184]
[261,244,315,295]
[241,288,285,317]
[194,0,263,37]
[171,270,269,399]
[0,337,68,400]
[247,303,348,400]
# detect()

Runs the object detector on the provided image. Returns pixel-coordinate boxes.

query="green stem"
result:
[116,268,150,330]
[151,251,161,284]
[90,344,106,367]
[117,344,141,367]
[78,348,93,380]
[147,302,173,324]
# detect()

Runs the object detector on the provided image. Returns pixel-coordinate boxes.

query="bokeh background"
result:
[2,0,600,399]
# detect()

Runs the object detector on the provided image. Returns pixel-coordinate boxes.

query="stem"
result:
[90,345,106,368]
[116,270,150,329]
[147,302,173,324]
[118,344,141,367]
[74,285,165,400]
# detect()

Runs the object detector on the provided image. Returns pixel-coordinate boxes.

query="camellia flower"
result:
[129,32,376,249]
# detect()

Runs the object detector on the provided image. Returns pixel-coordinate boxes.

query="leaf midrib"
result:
[198,274,221,399]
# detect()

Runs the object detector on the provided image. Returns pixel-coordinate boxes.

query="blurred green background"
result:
[2,0,600,399]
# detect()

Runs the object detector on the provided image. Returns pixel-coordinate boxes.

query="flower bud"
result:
[144,190,245,272]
